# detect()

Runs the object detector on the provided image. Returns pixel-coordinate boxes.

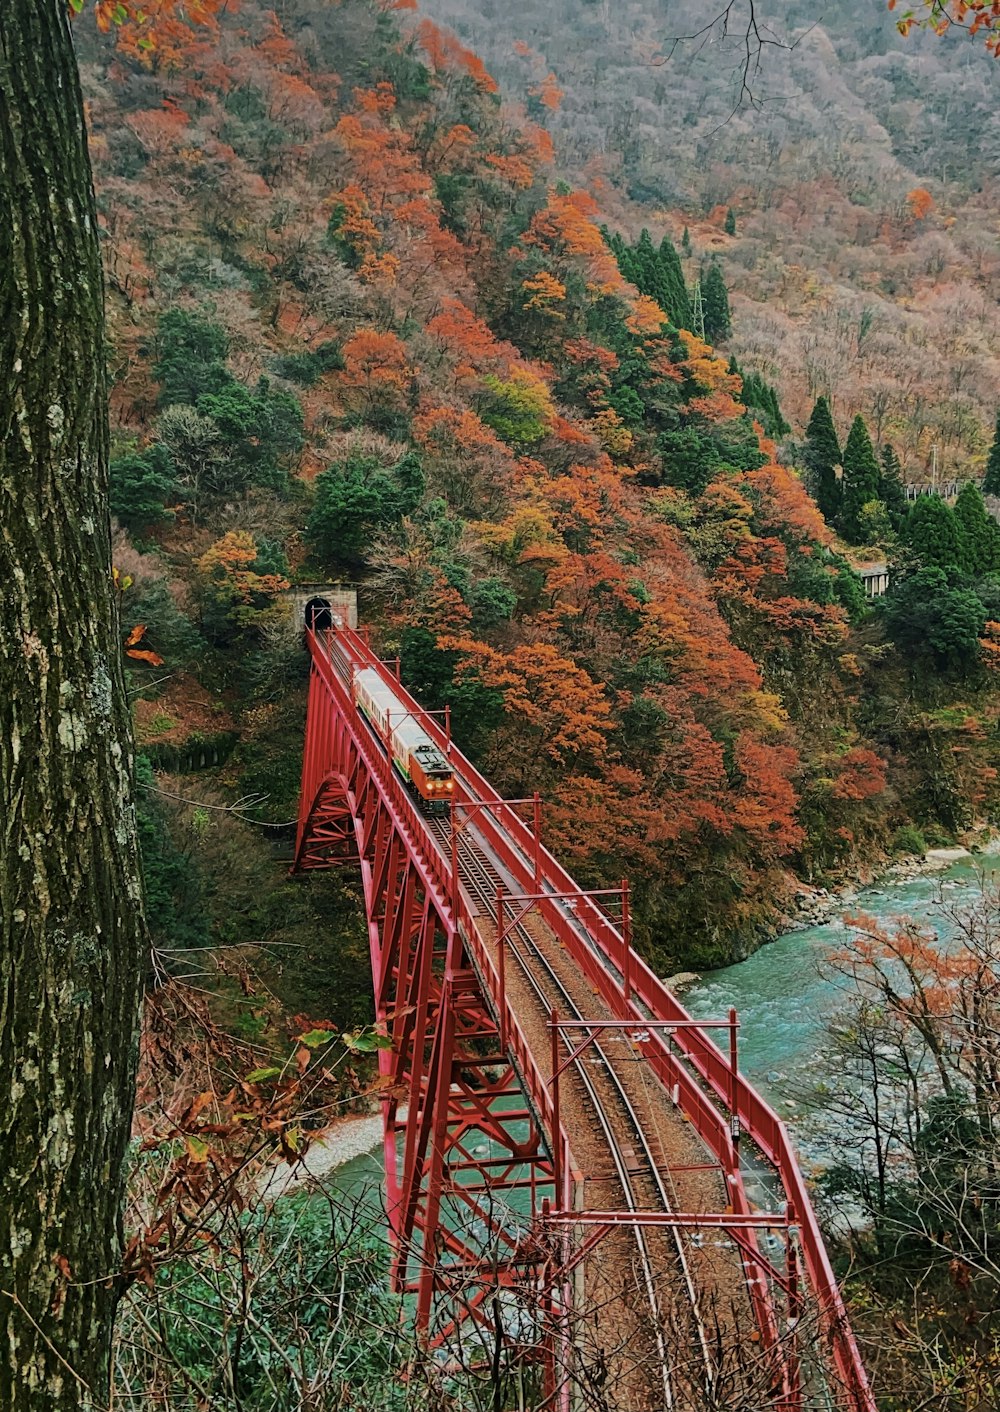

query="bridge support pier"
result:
[293,640,556,1351]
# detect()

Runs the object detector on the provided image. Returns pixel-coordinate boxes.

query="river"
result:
[318,854,999,1189]
[683,853,999,1164]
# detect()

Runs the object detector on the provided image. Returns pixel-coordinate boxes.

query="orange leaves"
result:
[525,189,605,260]
[530,71,565,111]
[328,183,384,277]
[353,82,396,115]
[829,748,888,803]
[522,124,556,169]
[124,623,165,667]
[425,298,508,374]
[195,532,289,610]
[521,270,567,315]
[333,99,429,214]
[445,638,613,769]
[625,295,667,337]
[416,18,499,92]
[979,619,1000,667]
[907,186,935,220]
[411,401,515,511]
[677,331,741,397]
[413,403,506,459]
[890,1,1000,55]
[727,735,803,859]
[341,329,411,393]
[485,153,536,190]
[87,0,225,68]
[477,500,564,567]
[546,767,673,876]
[687,391,745,424]
[592,408,633,457]
[741,464,833,547]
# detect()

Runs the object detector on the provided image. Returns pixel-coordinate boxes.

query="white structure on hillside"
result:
[858,563,889,598]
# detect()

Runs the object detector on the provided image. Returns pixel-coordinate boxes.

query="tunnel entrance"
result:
[304,596,334,631]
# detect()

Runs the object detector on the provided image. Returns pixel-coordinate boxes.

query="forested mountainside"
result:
[418,0,1000,479]
[76,0,1000,993]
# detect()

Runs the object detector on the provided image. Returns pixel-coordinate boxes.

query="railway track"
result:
[323,635,762,1407]
[302,627,878,1412]
[425,814,725,1410]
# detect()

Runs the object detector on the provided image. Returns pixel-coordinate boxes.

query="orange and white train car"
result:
[352,668,455,813]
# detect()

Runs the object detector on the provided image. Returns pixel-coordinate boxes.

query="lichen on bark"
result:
[0,2,147,1407]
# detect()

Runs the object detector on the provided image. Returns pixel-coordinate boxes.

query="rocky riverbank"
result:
[663,837,998,993]
[778,846,977,933]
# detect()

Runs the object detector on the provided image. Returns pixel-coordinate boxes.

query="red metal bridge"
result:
[293,619,876,1411]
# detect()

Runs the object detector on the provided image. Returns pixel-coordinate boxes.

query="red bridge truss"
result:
[294,622,876,1411]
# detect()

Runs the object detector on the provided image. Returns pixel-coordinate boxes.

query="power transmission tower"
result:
[690,279,705,339]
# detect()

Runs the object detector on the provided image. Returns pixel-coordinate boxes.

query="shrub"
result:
[308,451,424,567]
[469,576,517,628]
[272,341,344,387]
[891,824,927,857]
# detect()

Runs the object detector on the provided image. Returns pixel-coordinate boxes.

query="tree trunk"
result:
[0,4,146,1408]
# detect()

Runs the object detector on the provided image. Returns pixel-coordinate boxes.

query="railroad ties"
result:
[293,621,877,1412]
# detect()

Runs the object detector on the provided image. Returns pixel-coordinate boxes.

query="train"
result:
[352,667,455,813]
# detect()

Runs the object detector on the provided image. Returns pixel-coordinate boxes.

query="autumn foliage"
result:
[74,0,984,972]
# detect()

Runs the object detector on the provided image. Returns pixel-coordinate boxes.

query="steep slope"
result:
[76,0,999,981]
[415,0,1000,478]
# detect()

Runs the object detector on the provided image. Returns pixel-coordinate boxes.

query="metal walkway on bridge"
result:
[293,621,875,1411]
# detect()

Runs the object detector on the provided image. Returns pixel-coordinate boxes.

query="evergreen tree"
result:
[839,414,882,543]
[724,206,737,236]
[110,445,178,531]
[153,309,231,407]
[884,567,986,676]
[657,235,692,329]
[878,444,908,529]
[983,409,1000,496]
[701,262,731,342]
[635,227,658,292]
[953,481,999,576]
[607,231,692,330]
[308,451,425,565]
[739,369,790,440]
[803,396,842,523]
[681,225,692,256]
[902,495,965,571]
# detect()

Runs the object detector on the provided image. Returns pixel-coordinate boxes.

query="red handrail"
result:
[305,626,875,1411]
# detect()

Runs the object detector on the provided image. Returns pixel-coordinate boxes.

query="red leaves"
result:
[416,19,499,93]
[124,623,165,666]
[890,1,1000,55]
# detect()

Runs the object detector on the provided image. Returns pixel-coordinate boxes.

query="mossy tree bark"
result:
[0,3,147,1408]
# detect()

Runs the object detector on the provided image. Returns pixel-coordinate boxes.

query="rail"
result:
[304,624,875,1412]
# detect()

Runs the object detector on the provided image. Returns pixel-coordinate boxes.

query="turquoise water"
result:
[326,856,997,1189]
[684,856,999,1109]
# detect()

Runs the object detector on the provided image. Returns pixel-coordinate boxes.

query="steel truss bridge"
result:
[293,621,876,1411]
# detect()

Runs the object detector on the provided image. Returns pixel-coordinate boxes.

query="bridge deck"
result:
[295,622,876,1412]
[428,813,754,1408]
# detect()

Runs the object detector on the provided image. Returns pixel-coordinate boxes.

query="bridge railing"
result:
[311,625,873,1410]
[304,628,578,1213]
